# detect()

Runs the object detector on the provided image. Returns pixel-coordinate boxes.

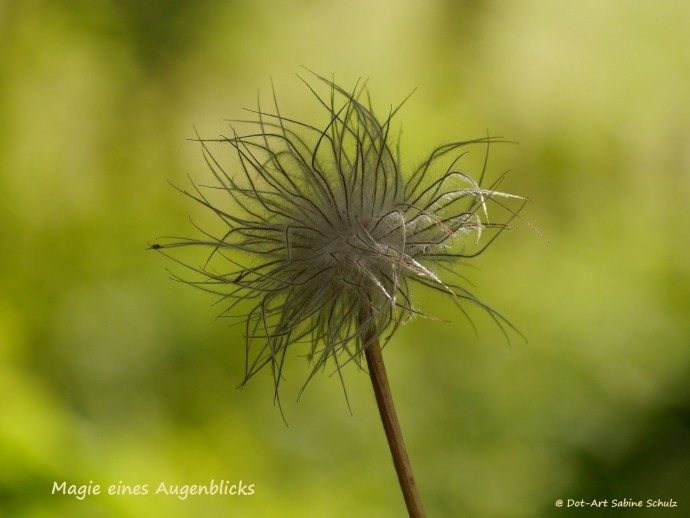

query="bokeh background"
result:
[1,1,689,516]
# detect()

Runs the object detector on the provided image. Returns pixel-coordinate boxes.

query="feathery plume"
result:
[151,71,525,517]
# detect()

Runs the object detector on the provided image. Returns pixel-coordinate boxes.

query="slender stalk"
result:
[363,321,426,518]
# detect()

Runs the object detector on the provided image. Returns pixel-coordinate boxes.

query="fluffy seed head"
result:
[153,72,524,397]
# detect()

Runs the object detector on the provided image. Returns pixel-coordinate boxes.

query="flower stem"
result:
[363,328,426,518]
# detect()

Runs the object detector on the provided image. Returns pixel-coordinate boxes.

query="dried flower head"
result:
[152,71,524,398]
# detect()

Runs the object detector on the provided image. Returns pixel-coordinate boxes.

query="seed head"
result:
[152,71,524,399]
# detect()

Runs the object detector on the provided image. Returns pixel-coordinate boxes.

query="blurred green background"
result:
[1,1,689,516]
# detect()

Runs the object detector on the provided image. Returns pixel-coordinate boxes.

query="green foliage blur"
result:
[1,1,689,516]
